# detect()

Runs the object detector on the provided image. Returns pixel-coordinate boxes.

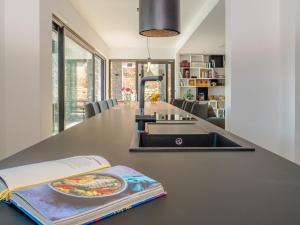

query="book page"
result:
[14,166,164,224]
[0,155,110,191]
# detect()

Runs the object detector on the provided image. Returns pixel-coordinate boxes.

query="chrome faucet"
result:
[136,75,163,131]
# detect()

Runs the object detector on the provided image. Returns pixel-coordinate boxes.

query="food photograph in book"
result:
[15,166,160,222]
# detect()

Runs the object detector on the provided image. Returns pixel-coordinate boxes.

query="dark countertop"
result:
[1,102,300,225]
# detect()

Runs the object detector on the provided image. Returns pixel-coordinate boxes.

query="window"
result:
[64,36,94,129]
[52,24,59,134]
[109,60,174,102]
[110,61,137,101]
[95,56,105,101]
[51,18,106,134]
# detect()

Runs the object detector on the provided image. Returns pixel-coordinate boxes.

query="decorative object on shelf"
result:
[188,79,196,86]
[218,95,225,101]
[183,89,194,100]
[121,87,134,104]
[210,82,217,87]
[209,55,224,68]
[217,108,225,118]
[200,69,213,78]
[198,93,205,101]
[180,80,184,87]
[149,92,161,104]
[180,60,190,68]
[209,95,217,100]
[209,100,218,110]
[139,0,180,37]
[183,69,190,78]
[196,80,209,87]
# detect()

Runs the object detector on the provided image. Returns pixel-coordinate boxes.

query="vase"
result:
[124,94,131,104]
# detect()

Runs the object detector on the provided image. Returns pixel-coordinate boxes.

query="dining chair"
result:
[107,99,114,109]
[184,101,195,113]
[97,101,109,112]
[93,102,101,114]
[172,99,185,108]
[190,102,208,120]
[112,99,118,106]
[85,103,96,119]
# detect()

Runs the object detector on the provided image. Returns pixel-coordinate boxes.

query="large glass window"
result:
[95,56,104,101]
[51,19,106,134]
[64,36,94,129]
[52,27,59,134]
[110,60,174,102]
[110,61,137,101]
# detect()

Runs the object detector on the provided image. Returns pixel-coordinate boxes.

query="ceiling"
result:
[69,0,207,49]
[179,0,225,54]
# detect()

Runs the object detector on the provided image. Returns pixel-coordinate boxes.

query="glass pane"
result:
[95,57,102,101]
[110,61,136,101]
[65,36,93,129]
[167,63,172,102]
[52,29,59,134]
[137,63,167,102]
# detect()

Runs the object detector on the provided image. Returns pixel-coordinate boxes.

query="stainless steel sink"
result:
[130,132,255,152]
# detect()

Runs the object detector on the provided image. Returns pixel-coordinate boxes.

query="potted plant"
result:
[183,89,194,100]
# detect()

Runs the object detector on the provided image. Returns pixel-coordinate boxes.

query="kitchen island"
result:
[1,102,300,225]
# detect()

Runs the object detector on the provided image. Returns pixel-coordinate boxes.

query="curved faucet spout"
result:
[139,75,163,114]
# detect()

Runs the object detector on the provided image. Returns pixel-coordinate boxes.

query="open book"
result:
[0,156,166,225]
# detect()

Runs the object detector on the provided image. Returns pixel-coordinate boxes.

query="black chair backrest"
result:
[182,100,187,109]
[170,98,174,105]
[184,101,195,113]
[112,99,118,106]
[93,102,101,114]
[172,99,185,108]
[85,103,96,119]
[190,102,208,120]
[107,99,114,109]
[98,101,108,112]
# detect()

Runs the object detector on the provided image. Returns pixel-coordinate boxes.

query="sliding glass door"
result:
[64,36,94,129]
[52,20,106,133]
[109,60,174,103]
[110,61,137,101]
[95,56,105,101]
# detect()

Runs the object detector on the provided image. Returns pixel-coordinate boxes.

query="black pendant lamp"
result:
[139,0,181,37]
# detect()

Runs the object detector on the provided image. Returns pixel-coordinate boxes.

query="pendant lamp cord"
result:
[147,37,151,60]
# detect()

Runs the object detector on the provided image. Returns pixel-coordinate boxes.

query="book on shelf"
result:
[0,156,166,225]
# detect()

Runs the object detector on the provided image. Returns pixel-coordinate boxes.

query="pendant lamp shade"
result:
[139,0,181,37]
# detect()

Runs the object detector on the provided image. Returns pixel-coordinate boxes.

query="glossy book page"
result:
[14,166,163,224]
[0,156,111,191]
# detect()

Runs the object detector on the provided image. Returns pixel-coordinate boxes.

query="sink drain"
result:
[175,137,183,146]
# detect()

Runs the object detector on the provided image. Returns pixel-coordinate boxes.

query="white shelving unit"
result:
[177,54,226,116]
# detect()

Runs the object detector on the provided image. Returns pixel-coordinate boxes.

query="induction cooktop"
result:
[155,114,197,121]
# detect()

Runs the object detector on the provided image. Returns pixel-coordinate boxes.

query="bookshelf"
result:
[178,53,226,116]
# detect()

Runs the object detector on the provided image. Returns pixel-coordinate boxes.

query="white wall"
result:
[0,0,110,160]
[0,0,5,159]
[3,0,41,159]
[295,1,300,163]
[226,0,297,162]
[279,0,296,160]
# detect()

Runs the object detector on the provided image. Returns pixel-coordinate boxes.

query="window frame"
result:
[52,15,106,133]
